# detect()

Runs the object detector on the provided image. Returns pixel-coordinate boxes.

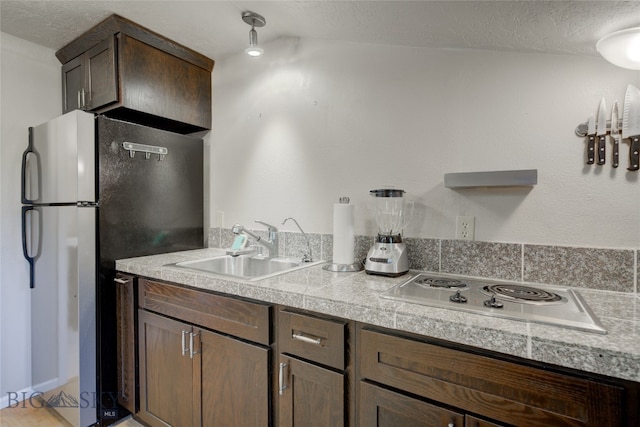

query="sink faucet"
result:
[232,220,279,258]
[282,217,312,262]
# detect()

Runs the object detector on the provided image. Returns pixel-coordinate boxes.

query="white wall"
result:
[210,38,640,249]
[0,33,61,403]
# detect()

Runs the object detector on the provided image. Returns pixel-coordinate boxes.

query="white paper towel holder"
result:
[323,196,364,272]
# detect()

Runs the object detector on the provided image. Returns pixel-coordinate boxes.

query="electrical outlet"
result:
[455,216,475,240]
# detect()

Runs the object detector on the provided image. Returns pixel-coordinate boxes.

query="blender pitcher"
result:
[365,189,412,276]
[370,189,413,241]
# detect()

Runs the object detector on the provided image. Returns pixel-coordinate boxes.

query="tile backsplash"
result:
[209,228,638,293]
[523,245,635,293]
[439,240,521,282]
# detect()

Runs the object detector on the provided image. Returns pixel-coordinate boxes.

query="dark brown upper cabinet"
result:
[57,14,213,134]
[62,37,117,114]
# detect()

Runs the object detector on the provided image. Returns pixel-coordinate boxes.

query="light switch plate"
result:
[216,211,224,228]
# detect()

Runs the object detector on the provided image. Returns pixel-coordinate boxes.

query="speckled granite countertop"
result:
[116,248,640,383]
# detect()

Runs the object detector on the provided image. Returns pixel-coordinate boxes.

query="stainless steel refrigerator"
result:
[21,110,204,426]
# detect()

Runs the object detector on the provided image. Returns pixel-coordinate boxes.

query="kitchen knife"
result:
[596,98,607,165]
[586,114,596,164]
[622,84,640,171]
[610,101,620,168]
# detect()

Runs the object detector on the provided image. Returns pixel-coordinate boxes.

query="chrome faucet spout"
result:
[282,217,313,262]
[232,223,259,241]
[231,221,279,258]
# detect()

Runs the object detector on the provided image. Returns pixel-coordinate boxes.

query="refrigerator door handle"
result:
[21,206,37,288]
[21,127,40,204]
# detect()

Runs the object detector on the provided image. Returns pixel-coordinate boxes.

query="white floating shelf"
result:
[444,169,538,188]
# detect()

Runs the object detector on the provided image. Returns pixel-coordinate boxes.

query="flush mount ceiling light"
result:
[596,27,640,70]
[242,11,266,57]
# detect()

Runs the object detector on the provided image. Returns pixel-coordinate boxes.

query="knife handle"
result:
[612,137,619,168]
[586,135,595,164]
[597,135,606,165]
[628,136,639,171]
[611,135,620,168]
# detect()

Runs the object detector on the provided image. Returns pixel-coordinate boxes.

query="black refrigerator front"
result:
[22,111,204,426]
[96,115,204,425]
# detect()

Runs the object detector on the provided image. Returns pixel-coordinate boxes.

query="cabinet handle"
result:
[181,330,189,356]
[189,332,199,359]
[113,277,129,284]
[448,423,454,427]
[291,332,322,346]
[77,90,82,109]
[278,362,288,395]
[80,88,86,109]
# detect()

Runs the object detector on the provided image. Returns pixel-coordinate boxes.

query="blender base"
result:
[364,242,409,277]
[365,269,408,278]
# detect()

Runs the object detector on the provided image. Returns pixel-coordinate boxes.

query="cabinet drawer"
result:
[359,328,624,427]
[139,279,271,345]
[278,309,346,370]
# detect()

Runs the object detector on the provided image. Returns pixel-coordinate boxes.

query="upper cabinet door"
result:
[85,36,118,110]
[61,37,117,114]
[61,56,84,113]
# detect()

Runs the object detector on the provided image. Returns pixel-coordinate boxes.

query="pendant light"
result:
[596,27,640,70]
[242,11,266,57]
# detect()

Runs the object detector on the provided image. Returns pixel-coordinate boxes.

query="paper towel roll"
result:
[332,202,355,265]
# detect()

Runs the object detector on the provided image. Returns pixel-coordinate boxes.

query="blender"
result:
[365,188,412,276]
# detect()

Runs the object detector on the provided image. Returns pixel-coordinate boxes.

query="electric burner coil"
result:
[414,276,468,290]
[482,284,564,305]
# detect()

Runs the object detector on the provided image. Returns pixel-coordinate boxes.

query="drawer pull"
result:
[292,332,322,346]
[114,277,129,284]
[279,362,288,395]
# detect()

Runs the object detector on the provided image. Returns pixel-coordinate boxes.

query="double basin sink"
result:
[169,254,324,281]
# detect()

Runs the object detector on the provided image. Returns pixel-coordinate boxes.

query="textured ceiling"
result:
[1,1,639,61]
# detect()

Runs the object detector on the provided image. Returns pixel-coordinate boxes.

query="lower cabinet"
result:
[115,273,137,414]
[200,328,269,425]
[358,326,634,427]
[116,275,639,427]
[136,279,271,427]
[278,355,344,426]
[359,381,464,427]
[277,308,350,426]
[465,416,507,427]
[138,310,197,427]
[137,310,270,427]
